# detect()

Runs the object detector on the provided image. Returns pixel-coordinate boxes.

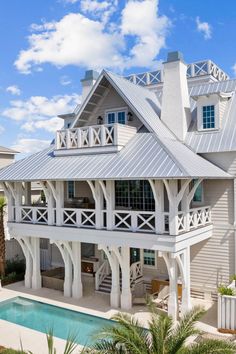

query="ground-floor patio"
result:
[0,280,232,354]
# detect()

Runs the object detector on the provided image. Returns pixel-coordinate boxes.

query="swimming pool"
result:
[0,297,114,346]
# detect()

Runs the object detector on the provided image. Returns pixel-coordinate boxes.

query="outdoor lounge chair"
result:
[151,285,170,310]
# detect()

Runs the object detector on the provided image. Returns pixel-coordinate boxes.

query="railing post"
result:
[88,127,94,147]
[32,207,37,224]
[131,212,137,232]
[66,129,70,149]
[113,124,118,146]
[101,125,106,146]
[77,128,81,148]
[106,181,115,230]
[77,209,81,227]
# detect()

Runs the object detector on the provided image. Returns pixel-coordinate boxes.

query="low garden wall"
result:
[218,280,236,333]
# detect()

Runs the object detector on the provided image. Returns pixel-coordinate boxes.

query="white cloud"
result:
[121,0,170,68]
[11,138,51,154]
[6,85,21,96]
[15,13,124,74]
[2,93,80,121]
[80,0,118,23]
[22,117,63,133]
[60,75,72,86]
[15,1,170,73]
[196,16,212,40]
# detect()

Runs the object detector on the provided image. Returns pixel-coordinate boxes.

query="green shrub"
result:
[5,258,25,275]
[218,284,235,296]
[230,274,236,281]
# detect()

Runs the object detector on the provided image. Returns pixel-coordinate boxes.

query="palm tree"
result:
[0,196,6,277]
[89,306,236,354]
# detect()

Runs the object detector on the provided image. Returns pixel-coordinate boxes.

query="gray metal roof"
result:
[185,80,236,153]
[0,132,230,181]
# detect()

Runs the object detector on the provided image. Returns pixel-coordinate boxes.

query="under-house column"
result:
[72,241,83,299]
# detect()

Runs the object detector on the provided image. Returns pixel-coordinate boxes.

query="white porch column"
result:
[99,245,120,308]
[15,182,23,223]
[110,255,120,308]
[55,181,64,226]
[181,180,190,232]
[168,255,179,321]
[149,180,165,233]
[106,180,115,230]
[24,182,31,205]
[95,181,103,229]
[72,241,83,299]
[179,247,191,315]
[31,237,42,290]
[64,249,73,297]
[168,180,179,235]
[53,241,73,297]
[119,246,132,310]
[17,237,32,288]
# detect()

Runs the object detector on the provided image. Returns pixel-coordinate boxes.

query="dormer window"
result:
[106,108,127,125]
[202,105,215,129]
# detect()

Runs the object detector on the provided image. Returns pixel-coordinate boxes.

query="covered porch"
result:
[9,222,212,321]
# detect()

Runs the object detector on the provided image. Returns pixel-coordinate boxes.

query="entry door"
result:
[130,248,140,264]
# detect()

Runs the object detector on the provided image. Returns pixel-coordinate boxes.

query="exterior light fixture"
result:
[128,111,133,121]
[97,116,103,125]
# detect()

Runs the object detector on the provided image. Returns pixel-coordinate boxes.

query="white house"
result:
[0,51,235,321]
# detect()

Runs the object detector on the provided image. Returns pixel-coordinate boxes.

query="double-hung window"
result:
[202,105,215,129]
[106,109,127,125]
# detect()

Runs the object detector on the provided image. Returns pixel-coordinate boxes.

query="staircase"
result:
[95,261,143,294]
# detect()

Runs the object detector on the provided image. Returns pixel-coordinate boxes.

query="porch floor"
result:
[0,277,231,353]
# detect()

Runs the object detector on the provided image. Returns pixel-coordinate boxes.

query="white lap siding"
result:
[190,179,235,297]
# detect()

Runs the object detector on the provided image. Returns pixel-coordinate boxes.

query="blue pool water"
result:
[0,297,114,345]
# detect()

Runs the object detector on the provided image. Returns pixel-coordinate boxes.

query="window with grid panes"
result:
[115,181,155,211]
[202,105,215,129]
[143,249,155,266]
[67,181,75,199]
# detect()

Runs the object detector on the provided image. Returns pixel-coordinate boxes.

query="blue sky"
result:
[0,0,235,157]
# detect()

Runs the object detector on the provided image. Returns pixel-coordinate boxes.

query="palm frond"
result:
[168,306,205,354]
[180,338,236,354]
[63,331,78,354]
[149,313,173,353]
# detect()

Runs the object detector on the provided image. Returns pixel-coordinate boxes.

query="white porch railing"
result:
[20,206,49,224]
[56,124,117,150]
[62,208,96,228]
[112,210,156,233]
[15,205,211,235]
[125,60,229,86]
[95,260,110,290]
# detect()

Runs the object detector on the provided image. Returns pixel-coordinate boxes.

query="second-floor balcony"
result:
[55,123,137,155]
[13,204,211,236]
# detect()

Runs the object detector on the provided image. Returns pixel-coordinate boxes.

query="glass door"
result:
[130,248,140,264]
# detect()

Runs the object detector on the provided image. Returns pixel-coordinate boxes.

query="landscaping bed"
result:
[0,259,25,286]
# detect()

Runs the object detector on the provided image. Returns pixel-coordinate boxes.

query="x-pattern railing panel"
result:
[104,125,114,145]
[21,207,33,222]
[137,213,155,231]
[81,129,89,147]
[81,210,96,227]
[92,127,102,146]
[68,129,78,148]
[36,208,48,224]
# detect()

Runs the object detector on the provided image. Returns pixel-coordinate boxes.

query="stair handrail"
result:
[95,260,109,290]
[130,261,143,286]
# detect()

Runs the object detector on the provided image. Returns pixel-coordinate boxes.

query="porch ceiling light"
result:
[128,111,133,121]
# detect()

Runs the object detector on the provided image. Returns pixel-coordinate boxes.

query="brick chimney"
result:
[161,51,191,141]
[80,70,99,102]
